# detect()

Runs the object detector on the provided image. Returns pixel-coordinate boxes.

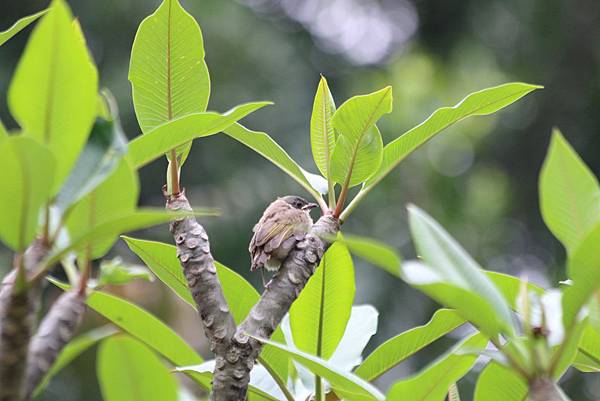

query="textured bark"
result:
[166,190,339,401]
[23,290,86,400]
[166,190,237,358]
[529,377,565,401]
[0,241,47,401]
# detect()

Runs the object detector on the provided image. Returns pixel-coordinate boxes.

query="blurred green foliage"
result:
[1,0,599,399]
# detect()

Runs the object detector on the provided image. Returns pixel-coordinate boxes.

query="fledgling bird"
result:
[249,196,318,284]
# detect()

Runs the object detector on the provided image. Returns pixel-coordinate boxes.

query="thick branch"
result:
[166,190,237,359]
[0,240,48,401]
[23,289,86,400]
[529,377,566,401]
[218,215,339,400]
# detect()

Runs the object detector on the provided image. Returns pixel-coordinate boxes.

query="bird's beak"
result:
[302,203,318,210]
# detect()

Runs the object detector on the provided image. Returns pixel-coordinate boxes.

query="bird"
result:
[249,195,318,285]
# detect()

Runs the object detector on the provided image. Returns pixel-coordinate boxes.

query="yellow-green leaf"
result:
[310,75,336,178]
[0,9,47,47]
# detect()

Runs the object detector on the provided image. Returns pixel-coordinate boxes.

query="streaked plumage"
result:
[249,196,317,273]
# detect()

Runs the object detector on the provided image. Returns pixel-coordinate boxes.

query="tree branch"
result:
[0,240,48,401]
[529,377,566,401]
[165,188,339,401]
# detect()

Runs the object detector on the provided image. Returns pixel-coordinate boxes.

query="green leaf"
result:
[8,0,98,193]
[406,205,515,338]
[0,9,47,46]
[331,86,392,188]
[562,223,600,327]
[338,234,402,277]
[290,242,355,360]
[310,75,336,179]
[574,326,600,372]
[121,236,289,384]
[65,159,139,260]
[540,129,600,253]
[129,102,271,169]
[98,336,178,401]
[50,208,215,265]
[34,326,117,397]
[358,83,542,201]
[386,333,487,401]
[0,136,55,251]
[252,336,386,401]
[331,125,383,188]
[0,120,7,138]
[473,362,527,401]
[486,271,544,309]
[129,0,210,164]
[223,123,324,203]
[97,257,153,287]
[55,94,128,214]
[355,309,465,382]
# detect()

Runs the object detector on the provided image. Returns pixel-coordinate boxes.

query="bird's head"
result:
[280,195,318,211]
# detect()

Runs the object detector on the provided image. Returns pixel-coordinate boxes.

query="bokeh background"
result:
[1,0,600,399]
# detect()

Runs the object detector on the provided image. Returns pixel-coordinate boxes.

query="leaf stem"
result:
[257,356,295,401]
[168,149,180,195]
[315,376,324,401]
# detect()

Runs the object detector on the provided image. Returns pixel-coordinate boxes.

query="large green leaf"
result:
[65,159,139,259]
[573,326,600,372]
[330,87,392,187]
[339,234,402,277]
[310,75,336,179]
[290,242,355,360]
[129,102,270,169]
[331,125,384,188]
[253,337,385,401]
[223,123,324,203]
[0,136,55,251]
[339,83,542,219]
[473,362,527,401]
[129,0,210,164]
[355,309,465,382]
[8,0,97,193]
[406,205,515,338]
[55,95,128,214]
[386,333,487,401]
[98,336,179,401]
[0,9,47,46]
[539,129,600,253]
[121,236,289,384]
[562,223,600,327]
[34,326,118,397]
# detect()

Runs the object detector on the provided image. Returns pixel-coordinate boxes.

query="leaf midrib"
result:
[42,9,60,144]
[166,0,173,121]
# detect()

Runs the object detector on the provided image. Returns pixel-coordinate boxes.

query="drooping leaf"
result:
[310,75,336,179]
[473,362,527,401]
[386,333,487,401]
[562,222,600,327]
[34,326,118,397]
[8,0,98,193]
[121,236,289,384]
[252,336,386,401]
[406,205,515,338]
[98,336,178,401]
[65,159,139,259]
[55,93,128,214]
[338,234,402,277]
[129,102,271,169]
[290,242,355,360]
[330,87,392,188]
[97,258,153,287]
[0,136,55,251]
[354,83,542,209]
[129,0,210,164]
[223,123,324,203]
[539,129,600,253]
[49,208,215,265]
[0,9,47,46]
[355,309,465,382]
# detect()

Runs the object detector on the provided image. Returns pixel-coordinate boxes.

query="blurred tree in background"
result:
[1,0,599,399]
